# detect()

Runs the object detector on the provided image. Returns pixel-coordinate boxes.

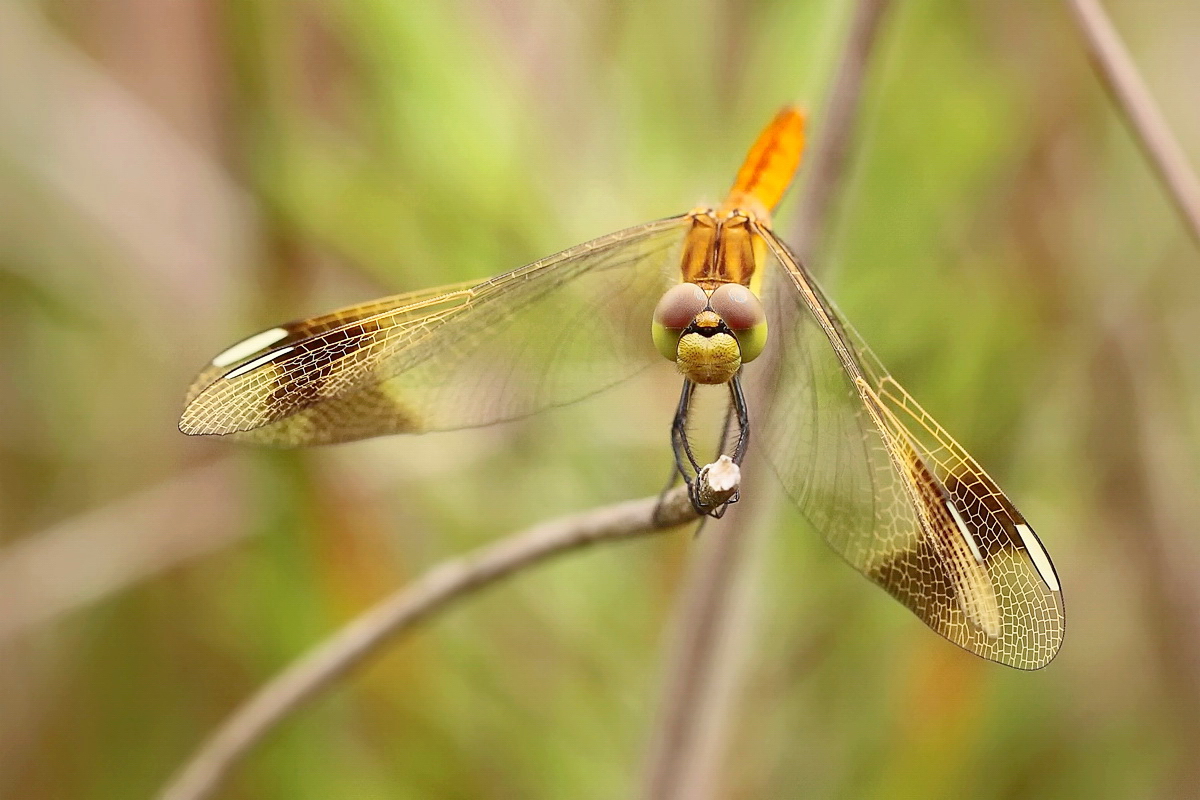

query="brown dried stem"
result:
[791,0,893,257]
[157,472,737,800]
[639,2,895,798]
[1065,0,1200,248]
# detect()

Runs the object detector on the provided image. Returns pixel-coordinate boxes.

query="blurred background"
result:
[2,0,1199,797]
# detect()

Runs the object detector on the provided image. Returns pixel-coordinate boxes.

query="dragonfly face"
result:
[181,107,1065,669]
[652,279,768,384]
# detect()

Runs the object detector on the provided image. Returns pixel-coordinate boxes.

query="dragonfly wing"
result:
[181,216,690,445]
[750,225,1064,669]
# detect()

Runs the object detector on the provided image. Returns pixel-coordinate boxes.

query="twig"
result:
[1065,0,1200,249]
[639,2,895,798]
[157,472,736,800]
[791,0,894,257]
[638,488,763,800]
[1088,309,1200,795]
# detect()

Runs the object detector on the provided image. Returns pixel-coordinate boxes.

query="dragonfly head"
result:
[653,282,767,385]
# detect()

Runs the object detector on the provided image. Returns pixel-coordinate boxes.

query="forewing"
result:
[181,216,690,445]
[749,225,1064,669]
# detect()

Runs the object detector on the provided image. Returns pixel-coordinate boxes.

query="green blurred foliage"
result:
[1,0,1199,798]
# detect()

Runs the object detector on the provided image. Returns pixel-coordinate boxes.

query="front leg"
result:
[671,379,702,478]
[670,379,717,515]
[728,374,750,466]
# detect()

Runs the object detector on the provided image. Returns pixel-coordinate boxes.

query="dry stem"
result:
[639,2,895,797]
[1065,0,1200,248]
[157,470,737,800]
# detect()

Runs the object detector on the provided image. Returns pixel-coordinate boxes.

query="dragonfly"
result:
[181,107,1064,669]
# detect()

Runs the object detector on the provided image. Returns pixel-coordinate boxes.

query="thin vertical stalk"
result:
[638,2,895,797]
[1065,0,1200,249]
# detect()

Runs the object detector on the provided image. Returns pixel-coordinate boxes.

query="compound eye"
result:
[709,284,764,331]
[653,283,708,329]
[652,283,708,361]
[709,283,768,362]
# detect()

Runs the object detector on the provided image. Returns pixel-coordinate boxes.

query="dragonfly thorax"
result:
[652,282,767,385]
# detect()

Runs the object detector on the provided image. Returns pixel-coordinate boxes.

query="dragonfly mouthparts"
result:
[688,310,727,335]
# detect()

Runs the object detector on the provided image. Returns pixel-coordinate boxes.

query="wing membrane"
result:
[181,216,690,445]
[750,224,1064,669]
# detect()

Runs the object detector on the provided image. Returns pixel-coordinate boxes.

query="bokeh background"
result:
[3,0,1200,798]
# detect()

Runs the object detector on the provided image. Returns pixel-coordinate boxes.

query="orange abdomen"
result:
[722,106,807,217]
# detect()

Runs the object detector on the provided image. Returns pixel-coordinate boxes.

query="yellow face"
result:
[651,282,768,385]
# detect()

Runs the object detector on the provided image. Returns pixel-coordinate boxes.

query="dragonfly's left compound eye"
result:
[709,283,767,362]
[653,283,709,360]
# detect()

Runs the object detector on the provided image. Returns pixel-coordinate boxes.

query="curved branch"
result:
[158,469,737,800]
[1066,0,1200,248]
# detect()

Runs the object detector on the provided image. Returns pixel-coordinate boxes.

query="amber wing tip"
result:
[178,413,205,437]
[178,401,225,437]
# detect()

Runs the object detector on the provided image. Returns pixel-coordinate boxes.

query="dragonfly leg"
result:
[671,378,746,517]
[729,374,750,466]
[690,374,750,515]
[670,379,713,514]
[671,379,702,477]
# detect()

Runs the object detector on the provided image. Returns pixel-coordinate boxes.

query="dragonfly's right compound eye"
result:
[653,283,709,360]
[709,283,767,362]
